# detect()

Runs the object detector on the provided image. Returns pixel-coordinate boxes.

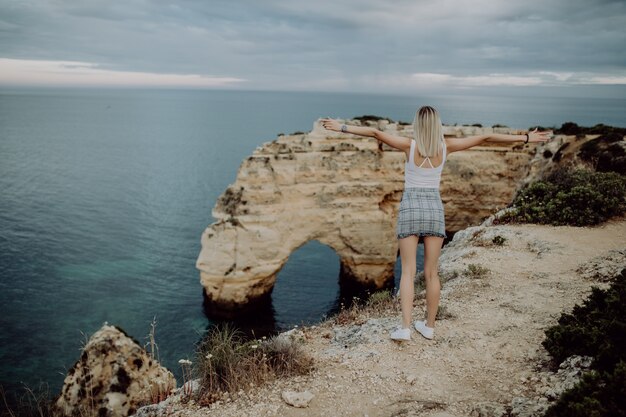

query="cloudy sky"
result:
[0,0,625,96]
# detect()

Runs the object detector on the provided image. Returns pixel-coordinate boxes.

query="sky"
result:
[0,0,625,97]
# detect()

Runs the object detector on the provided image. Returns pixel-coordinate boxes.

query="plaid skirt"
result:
[396,187,447,239]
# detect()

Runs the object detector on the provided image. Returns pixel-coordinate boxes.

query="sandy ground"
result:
[164,216,626,417]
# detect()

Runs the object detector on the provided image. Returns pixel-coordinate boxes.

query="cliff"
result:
[195,119,538,315]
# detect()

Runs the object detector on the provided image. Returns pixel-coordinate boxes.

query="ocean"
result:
[1,87,625,402]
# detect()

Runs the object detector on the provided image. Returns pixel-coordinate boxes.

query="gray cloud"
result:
[0,0,624,94]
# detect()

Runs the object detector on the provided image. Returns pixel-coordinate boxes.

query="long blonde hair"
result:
[413,105,443,158]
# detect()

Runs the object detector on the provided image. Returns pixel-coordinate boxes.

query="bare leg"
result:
[422,236,444,328]
[398,235,419,328]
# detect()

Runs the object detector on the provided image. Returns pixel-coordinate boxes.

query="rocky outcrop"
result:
[195,119,537,315]
[53,323,176,417]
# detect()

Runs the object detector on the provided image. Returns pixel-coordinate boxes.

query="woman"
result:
[321,107,552,341]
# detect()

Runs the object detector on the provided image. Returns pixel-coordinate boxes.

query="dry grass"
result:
[465,263,490,279]
[323,270,465,329]
[0,330,99,417]
[329,289,397,327]
[0,382,55,417]
[194,322,315,406]
[142,316,175,406]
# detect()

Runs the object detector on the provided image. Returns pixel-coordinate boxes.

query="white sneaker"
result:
[390,326,411,341]
[414,320,434,340]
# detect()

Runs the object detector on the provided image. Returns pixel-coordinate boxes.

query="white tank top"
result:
[404,139,447,189]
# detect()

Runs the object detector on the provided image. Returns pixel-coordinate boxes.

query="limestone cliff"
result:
[195,119,537,316]
[53,324,176,417]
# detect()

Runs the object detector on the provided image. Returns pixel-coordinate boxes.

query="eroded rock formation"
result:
[196,119,538,315]
[53,323,176,417]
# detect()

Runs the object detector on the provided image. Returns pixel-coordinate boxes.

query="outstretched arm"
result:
[484,128,553,143]
[446,128,553,153]
[320,118,411,151]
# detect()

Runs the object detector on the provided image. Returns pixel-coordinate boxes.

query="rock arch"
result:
[196,119,535,316]
[196,120,404,316]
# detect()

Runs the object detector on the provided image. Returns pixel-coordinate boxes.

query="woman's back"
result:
[404,139,446,189]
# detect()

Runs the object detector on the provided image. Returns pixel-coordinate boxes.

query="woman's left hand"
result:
[321,117,342,132]
[528,127,554,143]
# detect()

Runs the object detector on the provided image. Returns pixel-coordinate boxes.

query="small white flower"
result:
[262,336,267,340]
[178,359,192,365]
[250,344,258,349]
[205,353,213,359]
[294,325,298,328]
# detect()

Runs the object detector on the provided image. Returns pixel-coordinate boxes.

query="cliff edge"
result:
[152,212,626,416]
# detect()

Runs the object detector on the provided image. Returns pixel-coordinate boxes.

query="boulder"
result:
[53,323,176,417]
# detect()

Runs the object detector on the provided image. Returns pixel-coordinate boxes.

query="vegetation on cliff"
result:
[542,268,626,417]
[529,122,626,137]
[192,323,314,406]
[497,167,626,226]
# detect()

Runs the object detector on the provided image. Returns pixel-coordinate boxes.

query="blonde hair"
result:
[413,105,443,158]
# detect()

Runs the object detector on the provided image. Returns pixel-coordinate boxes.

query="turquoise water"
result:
[1,87,625,402]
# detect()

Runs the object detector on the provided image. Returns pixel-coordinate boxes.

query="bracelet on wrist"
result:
[341,124,348,133]
[524,133,529,144]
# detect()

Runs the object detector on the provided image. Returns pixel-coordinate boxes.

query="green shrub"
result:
[544,362,626,417]
[555,122,626,136]
[492,235,506,246]
[366,289,392,307]
[542,269,626,371]
[500,167,626,226]
[353,115,395,123]
[557,122,583,135]
[542,268,626,416]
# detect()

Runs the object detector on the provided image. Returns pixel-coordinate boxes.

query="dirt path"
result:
[174,217,626,417]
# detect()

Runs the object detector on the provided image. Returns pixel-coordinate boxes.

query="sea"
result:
[1,87,625,403]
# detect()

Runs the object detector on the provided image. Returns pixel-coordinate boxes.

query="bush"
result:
[499,167,626,226]
[555,122,626,136]
[194,322,314,405]
[542,269,626,371]
[542,268,626,416]
[544,362,626,417]
[353,115,395,123]
[557,122,582,135]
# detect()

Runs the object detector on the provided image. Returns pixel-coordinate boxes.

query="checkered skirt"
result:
[396,187,447,239]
